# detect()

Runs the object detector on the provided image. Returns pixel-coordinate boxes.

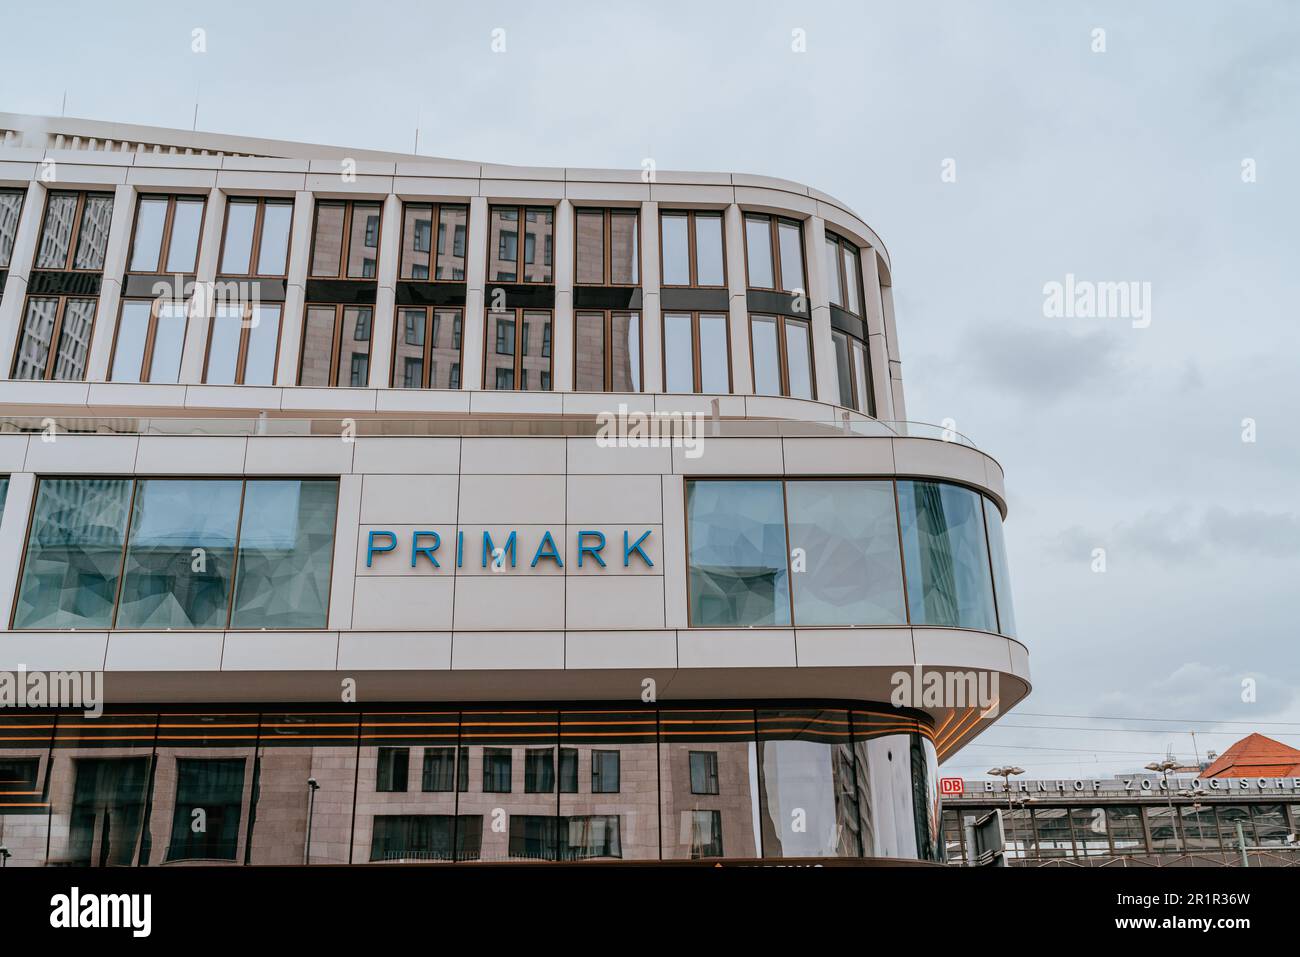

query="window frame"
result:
[308,199,383,280]
[573,309,642,393]
[573,206,641,287]
[126,193,207,275]
[742,213,806,294]
[487,204,555,285]
[482,307,553,392]
[202,300,284,386]
[11,294,99,381]
[109,297,189,384]
[748,313,816,399]
[661,310,733,394]
[832,329,874,416]
[297,302,374,387]
[0,187,26,271]
[658,209,727,289]
[824,230,865,317]
[398,201,469,282]
[217,197,295,279]
[390,305,464,389]
[31,189,114,273]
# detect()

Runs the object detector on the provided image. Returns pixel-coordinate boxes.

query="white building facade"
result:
[0,114,1028,866]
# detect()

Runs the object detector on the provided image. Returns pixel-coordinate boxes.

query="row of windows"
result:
[0,706,940,864]
[11,477,338,631]
[1,188,868,303]
[944,803,1300,862]
[686,478,1017,635]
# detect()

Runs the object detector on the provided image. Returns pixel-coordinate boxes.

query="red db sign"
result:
[940,777,964,796]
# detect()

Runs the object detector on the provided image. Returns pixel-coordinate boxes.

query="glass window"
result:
[73,195,113,270]
[110,300,151,383]
[485,309,551,391]
[559,711,654,859]
[745,214,774,288]
[230,480,338,629]
[165,197,204,273]
[488,206,551,284]
[35,192,113,271]
[370,814,481,862]
[661,213,690,285]
[148,302,186,384]
[750,314,813,399]
[694,213,724,285]
[256,201,293,275]
[663,312,694,393]
[575,209,604,284]
[983,497,1017,637]
[116,479,242,629]
[659,710,760,860]
[591,750,620,793]
[786,481,906,625]
[12,296,96,381]
[338,305,371,387]
[1252,804,1288,846]
[483,748,512,793]
[559,748,578,794]
[311,202,345,277]
[437,205,467,280]
[897,480,998,631]
[166,758,245,861]
[129,197,168,271]
[824,236,843,307]
[751,315,780,395]
[222,198,292,276]
[310,200,380,279]
[205,303,281,386]
[524,748,554,793]
[399,203,467,281]
[575,310,640,392]
[687,480,790,626]
[1107,806,1146,853]
[13,478,133,629]
[422,746,468,792]
[661,210,724,286]
[220,199,257,273]
[609,209,638,284]
[297,304,371,387]
[299,305,336,387]
[401,204,433,279]
[777,220,805,293]
[689,751,719,795]
[576,208,637,285]
[825,232,863,315]
[851,338,871,414]
[377,747,409,792]
[833,331,855,408]
[244,303,281,386]
[698,313,729,393]
[784,318,812,399]
[35,192,78,269]
[0,189,24,269]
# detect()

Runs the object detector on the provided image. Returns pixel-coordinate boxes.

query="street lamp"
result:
[988,766,1025,858]
[304,777,320,866]
[1146,759,1183,853]
[0,845,9,868]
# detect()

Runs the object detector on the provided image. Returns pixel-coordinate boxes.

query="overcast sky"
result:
[6,0,1298,780]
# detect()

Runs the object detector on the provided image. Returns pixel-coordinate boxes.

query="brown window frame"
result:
[109,296,190,384]
[0,187,28,270]
[126,193,208,275]
[390,305,465,389]
[748,313,816,400]
[297,302,374,387]
[398,202,469,282]
[201,300,284,386]
[217,196,295,279]
[487,205,555,285]
[482,306,554,392]
[824,230,865,317]
[742,213,806,295]
[658,210,727,289]
[573,309,643,393]
[31,190,114,273]
[573,207,641,287]
[308,199,383,281]
[661,310,733,394]
[832,329,875,416]
[11,294,99,381]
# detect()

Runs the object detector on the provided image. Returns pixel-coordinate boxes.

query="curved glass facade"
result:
[687,477,1016,635]
[0,703,942,865]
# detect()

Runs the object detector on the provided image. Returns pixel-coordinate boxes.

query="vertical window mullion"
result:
[248,200,266,276]
[225,480,249,628]
[687,212,697,287]
[67,193,87,270]
[330,305,345,387]
[236,304,253,385]
[109,479,141,629]
[42,297,67,380]
[157,197,178,274]
[140,300,160,384]
[423,308,435,388]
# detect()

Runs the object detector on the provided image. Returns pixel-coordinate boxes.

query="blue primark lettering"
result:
[411,530,440,568]
[457,530,464,568]
[482,530,517,568]
[366,530,397,567]
[624,529,653,567]
[577,530,606,567]
[531,530,564,568]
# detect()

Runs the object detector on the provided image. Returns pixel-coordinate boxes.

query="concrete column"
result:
[85,183,135,382]
[366,192,402,389]
[860,249,896,421]
[460,196,489,389]
[551,199,574,392]
[803,215,839,406]
[178,186,225,383]
[0,471,35,621]
[0,180,46,378]
[639,201,662,393]
[881,281,907,420]
[275,190,315,386]
[723,203,751,394]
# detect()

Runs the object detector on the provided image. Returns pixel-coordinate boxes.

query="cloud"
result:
[952,324,1125,403]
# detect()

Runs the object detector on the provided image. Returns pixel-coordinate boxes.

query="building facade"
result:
[0,114,1028,866]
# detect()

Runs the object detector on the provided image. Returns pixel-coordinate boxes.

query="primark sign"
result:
[982,777,1300,795]
[364,526,656,571]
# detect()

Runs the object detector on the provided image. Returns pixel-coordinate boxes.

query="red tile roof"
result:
[1202,733,1300,778]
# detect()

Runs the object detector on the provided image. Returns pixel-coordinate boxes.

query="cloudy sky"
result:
[7,0,1298,780]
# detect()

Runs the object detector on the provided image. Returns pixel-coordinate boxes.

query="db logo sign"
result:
[940,777,964,796]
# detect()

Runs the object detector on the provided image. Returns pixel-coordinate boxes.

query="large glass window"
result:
[166,758,245,861]
[687,480,790,626]
[298,303,372,387]
[824,231,863,315]
[33,191,113,271]
[128,194,205,273]
[575,207,639,285]
[897,480,998,632]
[750,314,813,399]
[12,295,97,381]
[574,310,640,392]
[744,214,805,294]
[204,302,283,386]
[663,312,729,394]
[399,202,467,281]
[983,497,1018,637]
[785,481,906,625]
[13,478,338,631]
[832,330,873,414]
[370,815,482,862]
[660,210,724,286]
[219,198,293,276]
[391,306,462,389]
[488,206,553,283]
[484,309,551,391]
[310,200,381,279]
[0,188,24,269]
[110,299,187,384]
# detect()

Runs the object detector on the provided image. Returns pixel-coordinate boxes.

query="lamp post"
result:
[0,845,9,868]
[987,766,1025,858]
[304,777,320,866]
[1146,759,1182,853]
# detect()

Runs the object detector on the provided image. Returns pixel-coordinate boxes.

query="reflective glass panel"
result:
[35,192,77,268]
[575,210,604,284]
[611,312,640,391]
[12,296,58,379]
[337,305,371,387]
[661,213,689,285]
[687,480,790,626]
[898,480,998,631]
[609,210,638,284]
[299,305,336,387]
[757,709,861,858]
[110,300,151,382]
[244,303,281,386]
[698,313,729,393]
[435,205,467,280]
[983,496,1017,637]
[147,302,186,384]
[575,311,604,391]
[694,213,724,285]
[220,199,257,274]
[751,315,781,395]
[73,195,113,270]
[347,203,381,279]
[784,319,813,399]
[129,197,168,271]
[663,312,693,392]
[777,220,804,293]
[310,202,344,277]
[833,331,854,408]
[257,201,293,275]
[165,198,205,273]
[745,215,773,288]
[51,298,96,381]
[0,189,23,268]
[205,303,243,385]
